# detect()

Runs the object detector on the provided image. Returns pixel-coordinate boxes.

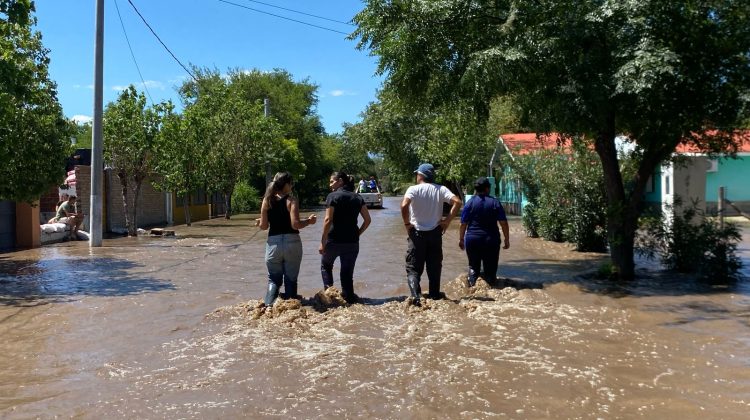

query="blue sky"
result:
[33,0,383,134]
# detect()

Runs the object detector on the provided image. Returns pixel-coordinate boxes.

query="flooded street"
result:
[1,196,749,418]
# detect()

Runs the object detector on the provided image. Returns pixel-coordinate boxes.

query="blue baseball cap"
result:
[414,163,435,181]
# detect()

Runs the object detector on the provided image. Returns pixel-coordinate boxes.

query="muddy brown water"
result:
[1,196,749,418]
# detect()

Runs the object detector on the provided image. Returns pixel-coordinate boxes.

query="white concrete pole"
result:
[89,0,104,247]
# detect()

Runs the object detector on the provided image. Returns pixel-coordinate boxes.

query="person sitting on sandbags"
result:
[53,195,84,241]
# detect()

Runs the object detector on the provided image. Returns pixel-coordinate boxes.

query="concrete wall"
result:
[705,155,750,215]
[661,157,708,222]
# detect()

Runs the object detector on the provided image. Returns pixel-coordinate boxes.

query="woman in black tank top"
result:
[258,172,317,305]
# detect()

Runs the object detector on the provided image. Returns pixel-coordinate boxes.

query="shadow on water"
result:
[0,257,175,306]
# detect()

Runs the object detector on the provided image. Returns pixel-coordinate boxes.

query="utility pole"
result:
[264,98,272,185]
[89,0,104,247]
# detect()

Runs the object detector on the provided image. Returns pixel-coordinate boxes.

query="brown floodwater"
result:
[1,196,749,418]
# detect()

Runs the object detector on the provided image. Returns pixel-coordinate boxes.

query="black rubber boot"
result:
[264,282,280,306]
[467,268,478,288]
[407,276,422,306]
[285,281,300,300]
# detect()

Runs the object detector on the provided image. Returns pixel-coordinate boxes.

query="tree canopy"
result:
[354,0,750,279]
[1,0,71,202]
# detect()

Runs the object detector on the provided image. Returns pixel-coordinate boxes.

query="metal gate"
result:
[0,201,16,251]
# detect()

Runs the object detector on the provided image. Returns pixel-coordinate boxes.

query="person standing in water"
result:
[259,172,317,306]
[458,177,510,286]
[319,171,371,303]
[401,163,462,306]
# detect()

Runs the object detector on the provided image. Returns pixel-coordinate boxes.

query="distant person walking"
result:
[401,163,462,306]
[259,172,317,306]
[319,171,372,303]
[458,177,510,286]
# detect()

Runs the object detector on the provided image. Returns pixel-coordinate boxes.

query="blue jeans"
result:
[321,241,360,296]
[265,233,303,299]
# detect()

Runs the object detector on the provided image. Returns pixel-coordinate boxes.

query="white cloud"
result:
[142,80,165,90]
[71,115,93,125]
[72,84,94,90]
[112,80,166,92]
[330,89,357,97]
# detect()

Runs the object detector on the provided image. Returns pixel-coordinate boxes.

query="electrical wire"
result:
[217,0,350,36]
[113,0,154,104]
[240,0,355,26]
[126,0,197,81]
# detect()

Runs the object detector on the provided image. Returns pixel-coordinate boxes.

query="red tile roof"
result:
[674,130,750,154]
[498,132,571,156]
[500,130,750,156]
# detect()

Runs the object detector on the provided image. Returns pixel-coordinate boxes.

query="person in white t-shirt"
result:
[401,163,462,306]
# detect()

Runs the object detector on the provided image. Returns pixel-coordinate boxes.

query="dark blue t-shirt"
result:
[325,188,365,243]
[460,194,507,239]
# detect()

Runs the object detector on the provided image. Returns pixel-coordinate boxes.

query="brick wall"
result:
[74,165,166,232]
[74,165,101,232]
[106,170,167,231]
[39,185,61,213]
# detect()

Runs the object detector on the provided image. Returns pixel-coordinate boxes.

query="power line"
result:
[126,0,196,81]
[113,0,154,104]
[241,0,355,26]
[217,0,350,36]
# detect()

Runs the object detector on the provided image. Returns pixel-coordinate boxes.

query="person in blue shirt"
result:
[458,177,510,287]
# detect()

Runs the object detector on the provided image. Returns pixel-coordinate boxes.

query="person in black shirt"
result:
[259,172,317,306]
[319,171,372,303]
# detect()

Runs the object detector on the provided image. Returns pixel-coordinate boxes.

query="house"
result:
[643,131,750,217]
[495,131,750,219]
[493,132,570,215]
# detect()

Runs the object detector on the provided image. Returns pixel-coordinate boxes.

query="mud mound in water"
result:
[444,274,495,299]
[312,287,348,310]
[210,298,308,324]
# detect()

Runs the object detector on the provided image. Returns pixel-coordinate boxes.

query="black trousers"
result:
[405,227,443,296]
[465,234,500,282]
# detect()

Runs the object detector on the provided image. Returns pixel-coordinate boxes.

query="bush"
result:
[522,202,540,238]
[637,203,743,280]
[232,181,261,214]
[510,141,607,251]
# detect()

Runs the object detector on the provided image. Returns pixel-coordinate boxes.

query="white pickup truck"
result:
[358,187,383,208]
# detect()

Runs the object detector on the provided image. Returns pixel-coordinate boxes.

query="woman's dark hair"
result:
[332,171,355,191]
[264,172,293,201]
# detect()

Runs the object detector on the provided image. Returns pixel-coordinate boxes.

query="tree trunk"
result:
[183,198,191,226]
[131,181,142,237]
[118,172,131,236]
[594,121,636,280]
[224,188,233,220]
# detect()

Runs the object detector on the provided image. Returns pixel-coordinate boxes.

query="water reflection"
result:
[0,254,175,306]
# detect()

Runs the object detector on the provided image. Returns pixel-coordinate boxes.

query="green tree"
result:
[103,86,162,236]
[180,68,283,219]
[1,0,71,202]
[345,88,494,195]
[354,0,750,279]
[72,121,92,149]
[152,102,204,226]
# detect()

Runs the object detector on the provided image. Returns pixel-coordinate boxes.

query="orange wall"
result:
[16,201,41,248]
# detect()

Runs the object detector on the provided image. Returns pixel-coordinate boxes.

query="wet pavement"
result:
[1,196,749,418]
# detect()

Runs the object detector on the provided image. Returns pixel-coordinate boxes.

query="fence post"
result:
[718,186,725,229]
